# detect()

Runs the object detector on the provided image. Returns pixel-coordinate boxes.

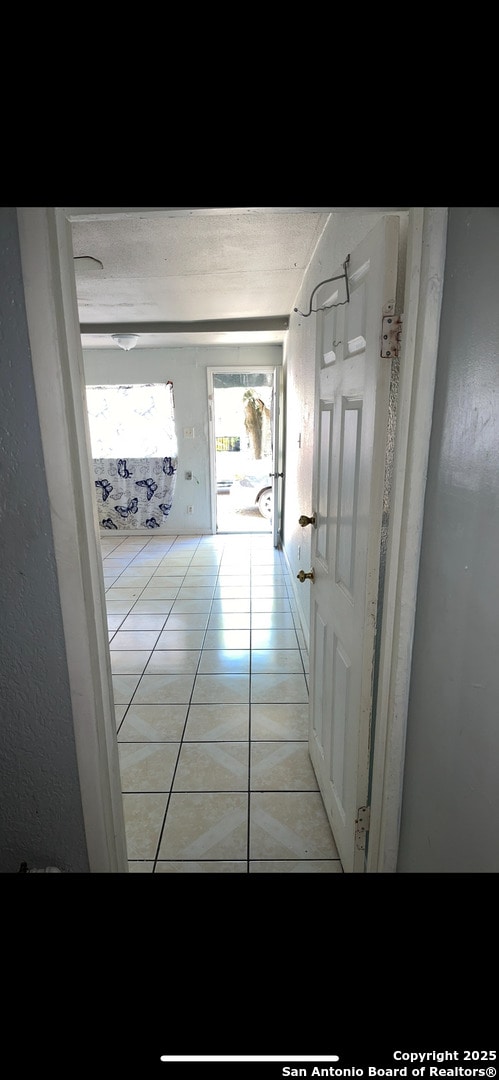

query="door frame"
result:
[16,206,447,874]
[17,207,128,873]
[366,207,448,871]
[206,365,282,543]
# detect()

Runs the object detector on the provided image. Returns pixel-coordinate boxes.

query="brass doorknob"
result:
[299,514,316,527]
[297,569,315,583]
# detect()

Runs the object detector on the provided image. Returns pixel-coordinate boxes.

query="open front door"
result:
[307,215,400,873]
[208,366,281,540]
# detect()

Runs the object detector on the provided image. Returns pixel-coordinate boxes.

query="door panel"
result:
[316,405,332,563]
[331,634,349,810]
[336,401,362,595]
[308,215,400,873]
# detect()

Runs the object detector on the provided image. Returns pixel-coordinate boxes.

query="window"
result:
[85,382,177,459]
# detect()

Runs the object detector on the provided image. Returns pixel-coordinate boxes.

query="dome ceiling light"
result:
[111,334,140,351]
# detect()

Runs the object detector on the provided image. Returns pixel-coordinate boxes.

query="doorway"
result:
[17,207,447,873]
[207,368,282,541]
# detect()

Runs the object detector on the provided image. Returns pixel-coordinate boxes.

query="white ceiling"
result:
[70,207,407,348]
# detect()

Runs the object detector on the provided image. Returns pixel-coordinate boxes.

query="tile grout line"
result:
[149,533,250,872]
[151,535,211,872]
[109,536,188,731]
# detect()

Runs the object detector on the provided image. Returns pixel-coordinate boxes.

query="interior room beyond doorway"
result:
[211,370,275,535]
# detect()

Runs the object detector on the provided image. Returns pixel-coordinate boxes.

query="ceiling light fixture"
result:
[111,334,139,351]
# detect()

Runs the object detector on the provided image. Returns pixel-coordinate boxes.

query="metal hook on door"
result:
[294,255,351,318]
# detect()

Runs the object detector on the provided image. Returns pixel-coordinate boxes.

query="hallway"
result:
[103,530,342,872]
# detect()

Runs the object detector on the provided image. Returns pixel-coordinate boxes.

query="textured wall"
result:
[83,344,282,534]
[397,208,499,873]
[0,208,89,873]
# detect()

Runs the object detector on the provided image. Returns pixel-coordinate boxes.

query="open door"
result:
[270,365,283,547]
[207,366,281,543]
[305,215,401,873]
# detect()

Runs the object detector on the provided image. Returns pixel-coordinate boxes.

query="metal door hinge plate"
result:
[381,314,403,358]
[355,805,371,849]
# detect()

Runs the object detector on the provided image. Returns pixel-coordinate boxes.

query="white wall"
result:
[83,345,282,534]
[282,212,390,643]
[397,207,499,873]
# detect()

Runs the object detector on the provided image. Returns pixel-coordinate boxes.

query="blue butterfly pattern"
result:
[95,479,113,502]
[114,498,139,519]
[159,502,172,516]
[136,478,158,501]
[117,459,133,478]
[163,457,176,476]
[101,518,118,530]
[145,517,161,528]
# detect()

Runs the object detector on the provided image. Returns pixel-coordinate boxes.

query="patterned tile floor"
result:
[103,530,343,873]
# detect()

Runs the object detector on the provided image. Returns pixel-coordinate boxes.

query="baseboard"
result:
[99,530,208,538]
[281,542,310,653]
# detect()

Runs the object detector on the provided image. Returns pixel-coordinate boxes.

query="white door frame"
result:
[206,365,281,541]
[16,206,447,874]
[17,207,128,874]
[366,207,448,871]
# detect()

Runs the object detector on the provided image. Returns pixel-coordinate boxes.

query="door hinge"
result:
[381,313,403,358]
[355,805,371,850]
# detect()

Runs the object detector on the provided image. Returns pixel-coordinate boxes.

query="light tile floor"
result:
[103,531,343,873]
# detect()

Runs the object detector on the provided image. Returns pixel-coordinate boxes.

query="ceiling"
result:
[69,207,407,349]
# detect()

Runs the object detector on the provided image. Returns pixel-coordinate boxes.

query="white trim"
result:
[17,208,128,873]
[367,207,448,873]
[206,365,279,539]
[206,368,218,534]
[99,530,205,538]
[271,365,282,549]
[281,544,310,653]
[64,207,409,222]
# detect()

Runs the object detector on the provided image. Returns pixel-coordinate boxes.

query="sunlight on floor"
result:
[103,530,342,873]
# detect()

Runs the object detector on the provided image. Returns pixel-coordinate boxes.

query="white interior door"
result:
[307,215,400,873]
